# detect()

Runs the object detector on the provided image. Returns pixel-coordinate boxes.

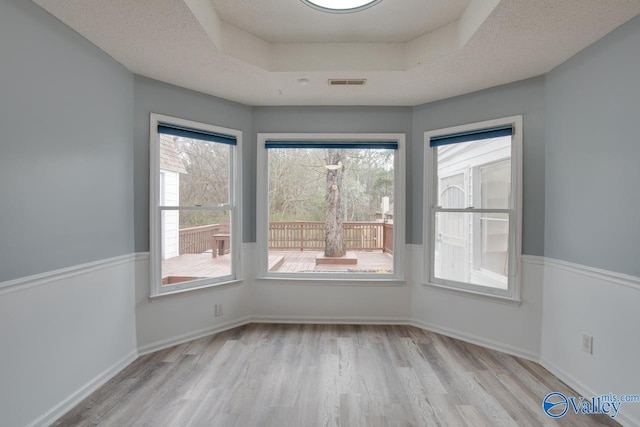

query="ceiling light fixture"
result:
[301,0,382,14]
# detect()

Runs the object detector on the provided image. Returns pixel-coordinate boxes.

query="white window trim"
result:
[149,113,242,297]
[423,116,523,301]
[256,132,406,282]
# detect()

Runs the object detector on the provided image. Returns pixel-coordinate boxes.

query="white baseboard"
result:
[28,350,138,427]
[137,315,412,355]
[252,315,412,325]
[137,316,253,356]
[136,313,537,363]
[541,358,640,427]
[411,319,540,362]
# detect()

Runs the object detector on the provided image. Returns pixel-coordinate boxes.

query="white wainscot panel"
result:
[541,259,640,427]
[0,255,138,427]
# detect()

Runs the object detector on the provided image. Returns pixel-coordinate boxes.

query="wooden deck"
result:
[162,253,231,284]
[270,250,393,273]
[162,250,393,284]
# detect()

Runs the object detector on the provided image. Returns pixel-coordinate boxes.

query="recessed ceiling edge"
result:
[300,0,383,14]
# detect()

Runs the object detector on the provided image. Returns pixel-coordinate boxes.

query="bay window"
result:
[425,117,522,299]
[257,133,405,281]
[150,114,241,296]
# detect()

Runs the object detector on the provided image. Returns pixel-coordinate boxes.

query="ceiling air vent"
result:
[328,79,367,86]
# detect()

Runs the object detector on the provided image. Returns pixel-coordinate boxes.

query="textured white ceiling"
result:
[32,0,640,106]
[211,0,470,43]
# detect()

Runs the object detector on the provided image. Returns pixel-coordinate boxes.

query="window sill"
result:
[150,279,244,299]
[256,276,406,287]
[421,281,522,306]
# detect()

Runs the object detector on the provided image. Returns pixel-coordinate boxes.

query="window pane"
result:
[437,136,511,208]
[480,213,509,277]
[160,210,232,286]
[480,160,511,209]
[439,173,466,208]
[267,147,394,274]
[434,212,509,289]
[159,134,230,207]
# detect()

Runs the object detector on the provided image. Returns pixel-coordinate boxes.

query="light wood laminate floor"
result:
[54,324,619,426]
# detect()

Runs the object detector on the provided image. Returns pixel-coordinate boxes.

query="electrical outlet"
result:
[582,333,593,354]
[215,304,224,317]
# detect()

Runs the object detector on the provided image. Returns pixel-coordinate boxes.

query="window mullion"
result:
[433,208,511,214]
[159,205,232,211]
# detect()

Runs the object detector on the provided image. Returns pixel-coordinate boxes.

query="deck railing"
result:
[268,221,387,251]
[179,224,223,254]
[179,221,394,254]
[383,223,394,254]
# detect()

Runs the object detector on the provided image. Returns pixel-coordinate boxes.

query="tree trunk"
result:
[325,150,345,257]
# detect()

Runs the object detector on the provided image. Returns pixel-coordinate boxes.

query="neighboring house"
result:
[435,136,511,289]
[374,201,394,222]
[159,135,187,260]
[375,204,393,223]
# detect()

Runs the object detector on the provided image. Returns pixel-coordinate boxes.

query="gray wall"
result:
[544,15,640,276]
[0,2,138,426]
[133,76,253,248]
[412,77,546,255]
[252,106,413,241]
[0,0,134,282]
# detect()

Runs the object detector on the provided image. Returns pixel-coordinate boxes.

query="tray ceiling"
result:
[33,0,640,106]
[211,0,470,43]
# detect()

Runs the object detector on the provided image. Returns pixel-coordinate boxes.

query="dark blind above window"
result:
[158,122,237,145]
[265,140,397,150]
[429,125,513,148]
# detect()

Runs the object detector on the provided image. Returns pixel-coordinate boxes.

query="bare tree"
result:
[268,148,325,221]
[324,149,345,257]
[174,136,230,227]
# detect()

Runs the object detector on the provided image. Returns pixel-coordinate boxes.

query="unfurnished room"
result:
[1,0,639,426]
